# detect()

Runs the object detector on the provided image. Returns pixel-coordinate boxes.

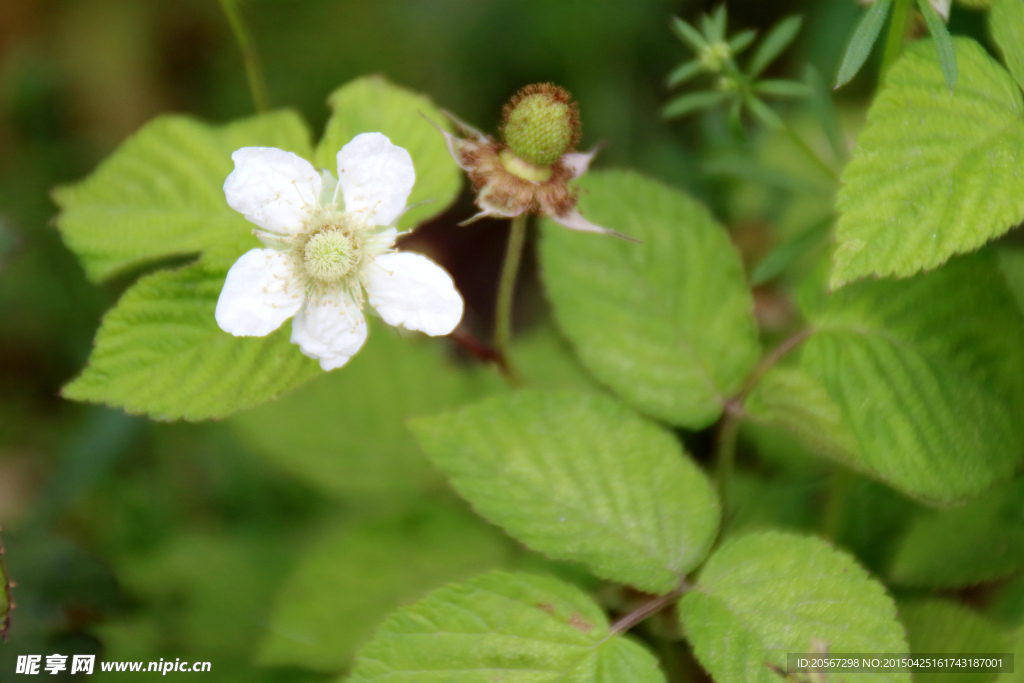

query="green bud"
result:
[500,83,580,167]
[699,41,731,72]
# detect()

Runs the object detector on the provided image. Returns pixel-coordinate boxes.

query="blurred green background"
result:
[0,0,999,680]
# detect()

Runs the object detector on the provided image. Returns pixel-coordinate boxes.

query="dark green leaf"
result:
[990,0,1024,91]
[918,0,959,89]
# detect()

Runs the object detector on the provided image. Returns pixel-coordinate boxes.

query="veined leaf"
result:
[315,76,459,231]
[744,366,859,465]
[802,252,1024,503]
[833,38,1024,288]
[62,263,319,420]
[259,503,510,671]
[991,0,1024,91]
[835,0,894,88]
[541,171,760,428]
[409,391,720,595]
[901,600,1010,683]
[348,571,665,683]
[680,531,910,683]
[889,477,1024,588]
[53,110,312,282]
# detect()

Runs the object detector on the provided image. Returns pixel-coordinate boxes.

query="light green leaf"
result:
[802,252,1024,503]
[62,263,319,420]
[889,478,1024,588]
[748,16,803,77]
[991,0,1024,91]
[409,391,720,595]
[832,38,1024,288]
[680,531,910,683]
[53,110,312,282]
[662,91,730,119]
[348,571,665,683]
[836,0,893,88]
[259,503,511,671]
[728,29,758,55]
[540,171,760,428]
[744,366,860,465]
[901,600,1010,683]
[231,322,494,498]
[918,0,959,89]
[315,76,460,231]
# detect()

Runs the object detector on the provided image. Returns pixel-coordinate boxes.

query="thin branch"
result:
[218,0,270,113]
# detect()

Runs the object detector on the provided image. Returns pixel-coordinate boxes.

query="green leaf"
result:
[832,38,1024,288]
[230,323,493,497]
[53,110,312,282]
[744,366,860,465]
[901,600,1010,683]
[348,571,665,683]
[540,170,760,428]
[889,477,1024,588]
[409,391,720,595]
[662,91,730,119]
[259,503,511,671]
[315,76,459,231]
[998,247,1024,314]
[802,252,1024,503]
[728,29,758,55]
[666,60,703,89]
[671,16,707,52]
[836,0,893,88]
[990,0,1024,91]
[679,531,910,683]
[62,263,320,420]
[918,0,959,89]
[748,16,803,77]
[805,65,847,162]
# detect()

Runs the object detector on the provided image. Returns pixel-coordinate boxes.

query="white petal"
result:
[290,293,368,371]
[365,252,463,336]
[215,248,304,336]
[336,133,415,227]
[224,147,321,233]
[930,0,951,20]
[551,209,641,243]
[562,145,600,180]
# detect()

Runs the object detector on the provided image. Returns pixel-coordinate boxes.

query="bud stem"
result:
[494,215,528,386]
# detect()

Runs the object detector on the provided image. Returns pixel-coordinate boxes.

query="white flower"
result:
[214,132,464,370]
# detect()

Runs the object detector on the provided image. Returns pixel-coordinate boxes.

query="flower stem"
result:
[218,0,270,114]
[494,215,528,384]
[881,0,912,76]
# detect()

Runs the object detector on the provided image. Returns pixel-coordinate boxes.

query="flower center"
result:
[303,229,357,283]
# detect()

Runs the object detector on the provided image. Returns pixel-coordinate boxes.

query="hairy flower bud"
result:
[500,84,580,167]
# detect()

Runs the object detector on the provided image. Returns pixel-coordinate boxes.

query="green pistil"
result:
[304,229,356,283]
